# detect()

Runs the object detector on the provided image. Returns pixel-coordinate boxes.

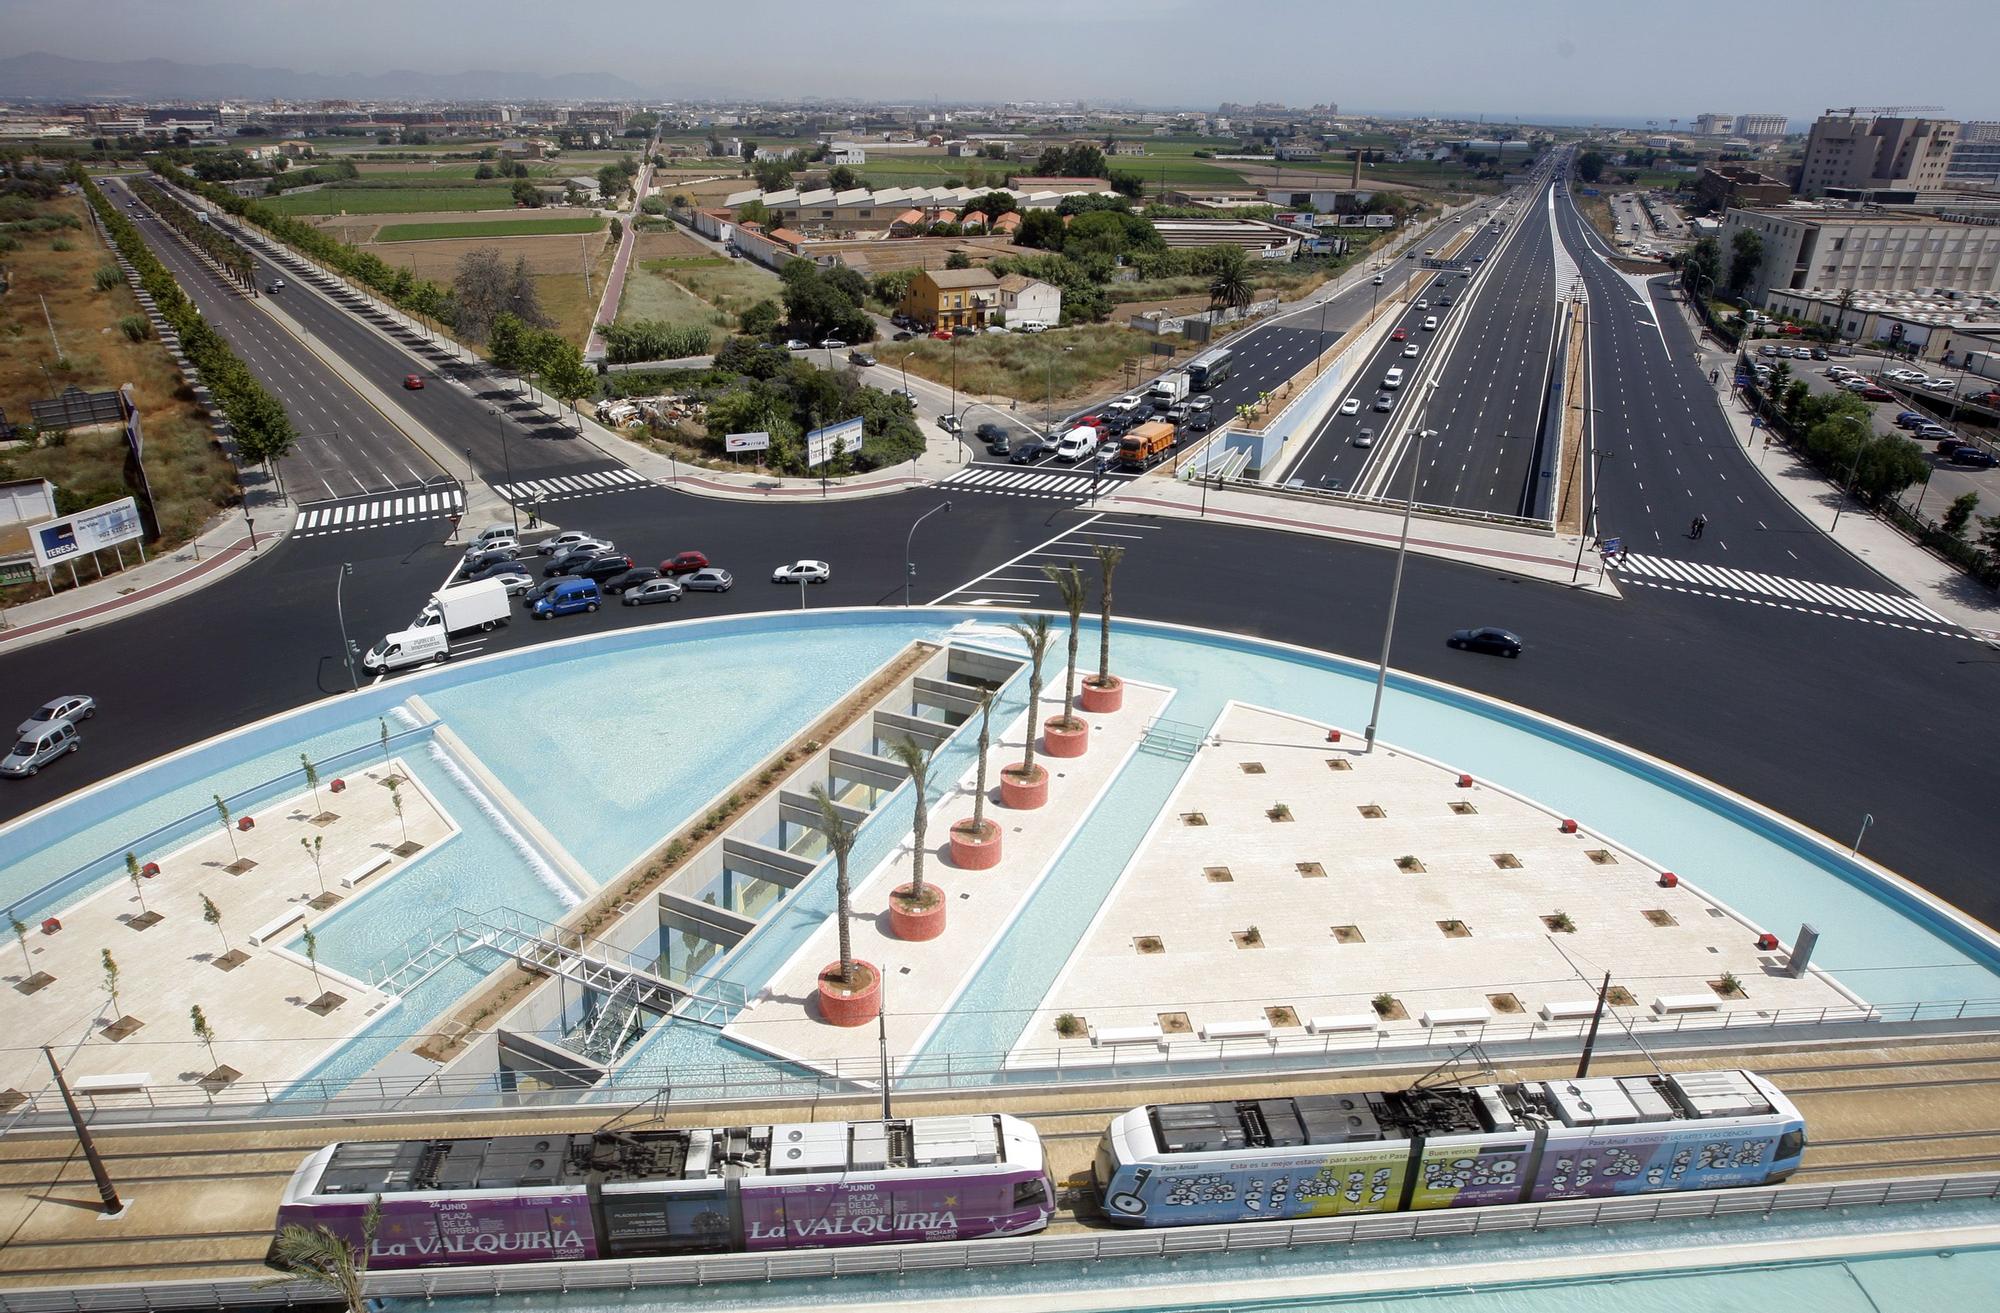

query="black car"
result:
[522,578,569,608]
[986,432,1012,456]
[892,330,913,341]
[544,549,599,578]
[601,565,663,595]
[1950,446,1998,469]
[567,553,637,582]
[1010,439,1050,464]
[1448,626,1523,657]
[462,548,519,575]
[976,421,1008,442]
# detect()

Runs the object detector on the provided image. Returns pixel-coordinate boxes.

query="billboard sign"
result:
[805,417,864,468]
[31,497,144,568]
[724,430,770,453]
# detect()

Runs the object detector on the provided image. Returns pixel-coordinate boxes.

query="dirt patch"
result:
[632,228,712,260]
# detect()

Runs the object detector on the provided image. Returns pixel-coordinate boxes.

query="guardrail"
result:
[5,1171,1995,1311]
[1203,472,1553,533]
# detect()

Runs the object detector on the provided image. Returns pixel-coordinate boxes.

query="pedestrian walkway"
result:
[0,519,275,652]
[494,466,651,505]
[293,485,465,538]
[940,463,1135,503]
[1608,552,1950,623]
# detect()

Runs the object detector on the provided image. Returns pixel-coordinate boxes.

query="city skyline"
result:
[2,0,1998,123]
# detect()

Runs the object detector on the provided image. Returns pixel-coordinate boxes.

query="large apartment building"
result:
[1733,113,1789,139]
[1718,205,2000,304]
[1797,113,1958,197]
[1948,122,2000,188]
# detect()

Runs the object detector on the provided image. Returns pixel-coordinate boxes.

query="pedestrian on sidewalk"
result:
[1690,513,1707,540]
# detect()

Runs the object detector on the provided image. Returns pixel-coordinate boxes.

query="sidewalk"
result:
[1676,302,2000,638]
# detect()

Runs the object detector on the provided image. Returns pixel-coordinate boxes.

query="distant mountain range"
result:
[0,52,690,103]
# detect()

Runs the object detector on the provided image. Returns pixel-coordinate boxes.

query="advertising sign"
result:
[805,417,865,468]
[1105,1146,1410,1225]
[1531,1127,1779,1200]
[1408,1137,1535,1209]
[725,430,771,453]
[30,497,144,568]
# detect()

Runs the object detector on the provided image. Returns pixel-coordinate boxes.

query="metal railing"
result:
[5,1172,1995,1311]
[1199,471,1554,533]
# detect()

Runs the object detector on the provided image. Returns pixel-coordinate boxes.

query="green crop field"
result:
[376,216,606,242]
[261,187,526,216]
[354,162,562,180]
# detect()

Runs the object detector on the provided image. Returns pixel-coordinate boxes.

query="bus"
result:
[1186,349,1233,392]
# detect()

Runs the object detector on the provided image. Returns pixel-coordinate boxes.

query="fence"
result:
[1201,471,1552,533]
[4,1172,1995,1311]
[27,386,124,432]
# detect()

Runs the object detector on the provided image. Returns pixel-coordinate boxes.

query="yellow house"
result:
[899,268,1001,331]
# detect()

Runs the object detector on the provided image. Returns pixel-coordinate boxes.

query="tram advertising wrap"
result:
[1102,1146,1411,1224]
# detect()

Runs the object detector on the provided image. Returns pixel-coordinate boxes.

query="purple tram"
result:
[276,1114,1053,1269]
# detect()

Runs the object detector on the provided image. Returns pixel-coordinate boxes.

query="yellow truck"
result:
[1117,420,1177,471]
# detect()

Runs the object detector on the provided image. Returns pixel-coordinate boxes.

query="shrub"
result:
[1055,1012,1085,1038]
[1372,992,1397,1017]
[118,314,151,342]
[51,238,73,251]
[93,266,122,291]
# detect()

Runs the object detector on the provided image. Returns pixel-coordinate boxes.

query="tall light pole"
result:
[1829,414,1869,531]
[335,562,358,691]
[904,500,951,606]
[494,406,519,535]
[1366,390,1437,753]
[1569,447,1611,584]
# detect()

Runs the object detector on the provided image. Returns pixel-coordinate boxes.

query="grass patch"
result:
[376,216,606,242]
[262,187,526,216]
[354,161,563,179]
[615,264,729,351]
[648,256,781,320]
[533,240,620,350]
[877,325,1155,403]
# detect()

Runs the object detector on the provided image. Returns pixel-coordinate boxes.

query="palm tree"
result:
[1041,565,1087,729]
[810,785,860,987]
[1091,544,1125,689]
[1006,615,1054,782]
[960,687,997,842]
[266,1196,381,1313]
[1208,248,1252,314]
[885,737,934,902]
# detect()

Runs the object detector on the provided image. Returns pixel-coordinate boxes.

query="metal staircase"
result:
[1138,715,1209,760]
[573,978,647,1064]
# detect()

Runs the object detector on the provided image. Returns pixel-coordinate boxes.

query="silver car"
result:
[17,695,94,739]
[622,577,684,606]
[681,568,734,592]
[1,719,78,778]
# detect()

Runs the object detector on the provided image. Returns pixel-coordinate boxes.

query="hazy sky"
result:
[7,0,1999,122]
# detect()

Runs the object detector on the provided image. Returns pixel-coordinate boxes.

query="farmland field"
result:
[261,186,526,216]
[376,216,606,242]
[642,256,779,319]
[354,161,562,178]
[616,261,731,351]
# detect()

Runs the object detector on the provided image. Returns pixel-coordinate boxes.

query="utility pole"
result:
[1366,393,1436,752]
[44,1047,121,1214]
[1575,971,1612,1078]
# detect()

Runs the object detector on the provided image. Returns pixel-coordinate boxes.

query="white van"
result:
[362,627,449,674]
[1054,427,1097,462]
[1383,367,1405,390]
[470,524,517,549]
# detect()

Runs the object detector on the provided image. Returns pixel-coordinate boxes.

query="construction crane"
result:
[1823,105,1945,117]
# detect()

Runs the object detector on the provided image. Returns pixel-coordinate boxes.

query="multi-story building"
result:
[1717,204,2000,304]
[1733,113,1790,139]
[1797,114,1958,196]
[899,268,1002,331]
[1947,122,2000,188]
[1694,113,1733,137]
[1695,164,1792,212]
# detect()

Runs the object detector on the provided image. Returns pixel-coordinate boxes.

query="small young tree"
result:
[191,1004,218,1069]
[1041,565,1088,730]
[1006,615,1054,782]
[301,835,326,893]
[1091,544,1125,689]
[101,948,122,1019]
[388,777,408,844]
[214,794,239,859]
[1944,490,1981,539]
[379,717,392,770]
[9,912,32,976]
[886,736,934,903]
[200,893,229,955]
[267,1195,381,1313]
[301,753,322,813]
[809,785,860,987]
[123,851,150,916]
[301,923,325,997]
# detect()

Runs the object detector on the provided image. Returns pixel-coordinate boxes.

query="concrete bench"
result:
[339,853,394,891]
[1309,1014,1381,1035]
[73,1073,149,1096]
[250,906,307,948]
[1420,1007,1493,1028]
[1651,994,1721,1016]
[1201,1019,1272,1041]
[1089,1025,1163,1047]
[1539,1000,1600,1022]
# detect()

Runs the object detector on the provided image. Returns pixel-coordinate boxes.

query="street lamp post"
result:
[1569,447,1611,584]
[904,501,952,606]
[335,562,358,691]
[1365,393,1437,753]
[494,407,519,535]
[1829,414,1869,532]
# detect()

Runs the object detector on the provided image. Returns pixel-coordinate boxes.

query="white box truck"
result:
[1146,372,1191,410]
[414,577,510,635]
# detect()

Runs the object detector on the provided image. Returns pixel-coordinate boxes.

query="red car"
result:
[660,550,710,575]
[1860,386,1894,401]
[930,329,953,341]
[403,374,425,390]
[1075,414,1105,430]
[1391,328,1408,342]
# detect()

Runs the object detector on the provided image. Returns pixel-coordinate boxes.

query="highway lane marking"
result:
[1621,577,1969,640]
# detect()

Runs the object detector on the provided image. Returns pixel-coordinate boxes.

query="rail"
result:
[1199,472,1554,533]
[7,997,2000,1135]
[3,1172,1994,1311]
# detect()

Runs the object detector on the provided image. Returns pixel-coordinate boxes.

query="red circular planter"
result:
[816,960,881,1027]
[1043,716,1089,758]
[1080,675,1124,713]
[1000,764,1048,810]
[889,884,948,941]
[949,819,1003,869]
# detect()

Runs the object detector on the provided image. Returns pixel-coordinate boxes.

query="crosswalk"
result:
[294,486,464,537]
[1610,552,1950,625]
[941,463,1133,503]
[495,466,652,505]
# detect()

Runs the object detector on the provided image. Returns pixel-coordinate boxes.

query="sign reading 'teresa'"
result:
[31,497,144,568]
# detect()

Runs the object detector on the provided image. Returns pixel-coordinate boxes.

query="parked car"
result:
[488,569,537,597]
[537,531,609,556]
[1950,446,1998,468]
[623,577,684,606]
[1937,437,1967,455]
[660,551,711,576]
[1914,424,1954,441]
[785,339,810,351]
[819,338,847,350]
[848,350,877,367]
[771,560,831,585]
[1447,626,1523,657]
[544,548,609,578]
[891,331,913,342]
[1860,386,1895,401]
[16,695,95,739]
[532,578,600,619]
[1,719,78,778]
[567,553,637,584]
[1894,411,1926,426]
[1339,398,1362,416]
[930,329,953,341]
[465,557,532,584]
[1811,347,1829,360]
[936,413,963,434]
[601,566,663,595]
[402,374,425,389]
[1017,323,1047,334]
[681,568,734,592]
[462,547,520,575]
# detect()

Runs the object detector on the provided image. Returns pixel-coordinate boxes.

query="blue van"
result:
[532,577,601,619]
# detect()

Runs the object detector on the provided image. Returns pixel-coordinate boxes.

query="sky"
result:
[5,0,1999,123]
